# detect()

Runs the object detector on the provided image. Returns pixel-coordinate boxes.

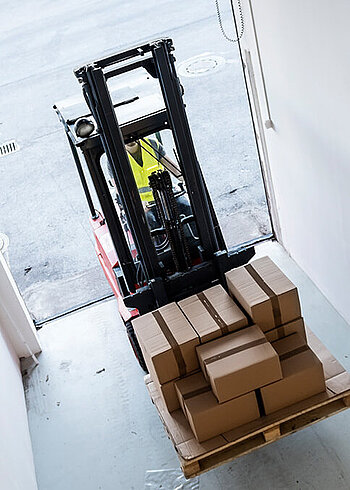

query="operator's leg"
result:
[175,194,192,216]
[144,205,161,230]
[145,204,167,249]
[175,194,199,244]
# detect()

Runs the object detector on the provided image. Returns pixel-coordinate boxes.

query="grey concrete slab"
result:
[24,242,350,489]
[25,298,178,490]
[0,0,270,322]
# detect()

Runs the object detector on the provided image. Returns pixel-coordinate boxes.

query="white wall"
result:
[239,0,350,323]
[0,253,40,488]
[0,324,38,490]
[0,253,41,357]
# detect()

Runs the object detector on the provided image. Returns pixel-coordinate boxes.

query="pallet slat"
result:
[263,426,280,442]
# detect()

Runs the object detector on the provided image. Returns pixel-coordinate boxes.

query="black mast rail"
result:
[82,144,138,293]
[81,68,162,282]
[150,40,221,257]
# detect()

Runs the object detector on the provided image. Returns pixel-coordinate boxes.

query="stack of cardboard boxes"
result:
[133,256,326,443]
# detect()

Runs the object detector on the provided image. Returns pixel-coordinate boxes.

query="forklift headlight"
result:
[74,118,95,138]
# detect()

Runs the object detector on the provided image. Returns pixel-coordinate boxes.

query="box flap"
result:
[225,257,301,329]
[203,285,248,330]
[272,332,306,357]
[250,256,297,296]
[178,295,221,341]
[197,325,265,365]
[178,284,247,342]
[226,267,270,308]
[281,348,322,377]
[208,342,280,378]
[133,312,171,356]
[265,318,307,343]
[158,303,198,345]
[133,303,198,358]
[175,372,210,400]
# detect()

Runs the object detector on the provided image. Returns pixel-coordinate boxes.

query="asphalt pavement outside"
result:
[0,0,271,322]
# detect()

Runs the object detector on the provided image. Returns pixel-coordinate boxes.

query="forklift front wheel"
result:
[126,321,148,373]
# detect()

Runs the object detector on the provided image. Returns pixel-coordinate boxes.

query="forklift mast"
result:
[55,38,254,315]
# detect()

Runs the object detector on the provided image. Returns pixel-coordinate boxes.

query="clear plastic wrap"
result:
[145,469,200,490]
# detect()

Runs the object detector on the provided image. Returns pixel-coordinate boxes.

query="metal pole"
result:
[66,134,98,219]
[82,146,138,293]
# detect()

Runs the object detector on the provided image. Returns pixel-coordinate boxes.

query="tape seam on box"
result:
[182,385,211,401]
[245,263,282,327]
[266,324,286,340]
[152,310,187,377]
[279,344,309,362]
[255,388,266,416]
[197,292,229,335]
[203,337,266,366]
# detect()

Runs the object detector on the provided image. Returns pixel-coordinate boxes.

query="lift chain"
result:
[149,170,191,272]
[149,171,181,271]
[149,171,180,271]
[162,171,192,269]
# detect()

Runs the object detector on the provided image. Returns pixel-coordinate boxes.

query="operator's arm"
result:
[147,138,183,181]
[160,154,183,181]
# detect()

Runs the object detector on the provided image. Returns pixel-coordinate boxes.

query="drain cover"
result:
[177,54,226,78]
[0,140,19,157]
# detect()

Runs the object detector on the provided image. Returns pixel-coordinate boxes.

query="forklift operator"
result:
[125,137,183,201]
[126,138,168,203]
[125,137,192,232]
[108,137,194,233]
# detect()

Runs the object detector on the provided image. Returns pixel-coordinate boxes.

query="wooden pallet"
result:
[146,328,350,478]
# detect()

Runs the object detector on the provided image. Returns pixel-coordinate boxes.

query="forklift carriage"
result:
[54,38,255,369]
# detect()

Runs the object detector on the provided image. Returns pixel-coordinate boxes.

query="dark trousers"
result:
[145,194,198,244]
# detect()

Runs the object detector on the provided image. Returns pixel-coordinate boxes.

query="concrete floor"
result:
[24,241,350,489]
[0,0,270,322]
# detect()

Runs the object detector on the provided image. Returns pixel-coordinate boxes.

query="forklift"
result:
[54,38,255,370]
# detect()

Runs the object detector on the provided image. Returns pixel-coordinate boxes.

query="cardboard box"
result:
[260,333,326,414]
[152,376,180,413]
[225,256,301,332]
[150,363,201,413]
[175,372,260,442]
[147,354,181,413]
[178,284,248,343]
[197,325,266,380]
[132,303,199,385]
[196,325,282,403]
[272,331,307,357]
[265,317,307,344]
[175,371,211,414]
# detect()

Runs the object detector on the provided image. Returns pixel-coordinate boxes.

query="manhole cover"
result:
[177,54,226,78]
[0,140,19,157]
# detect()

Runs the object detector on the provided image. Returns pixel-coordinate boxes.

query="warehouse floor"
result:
[24,241,350,490]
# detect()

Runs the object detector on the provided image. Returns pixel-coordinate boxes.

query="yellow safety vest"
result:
[128,139,163,203]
